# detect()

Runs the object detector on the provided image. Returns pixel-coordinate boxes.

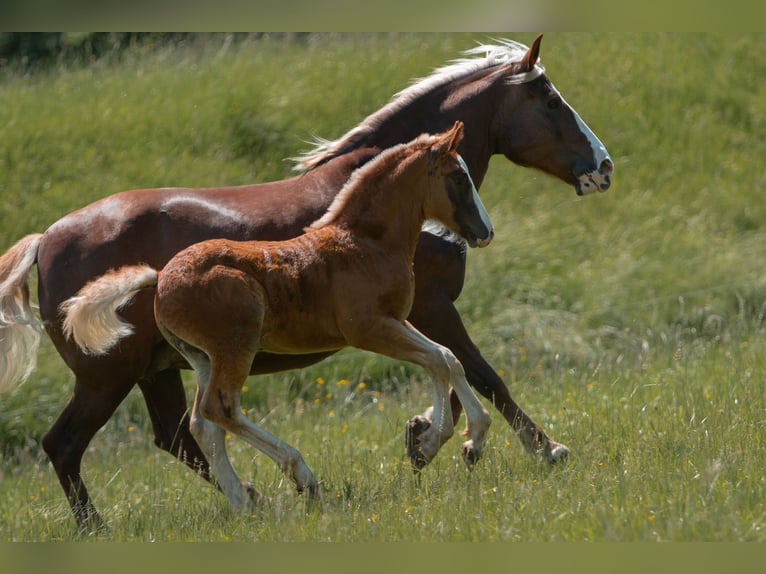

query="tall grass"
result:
[1,33,765,541]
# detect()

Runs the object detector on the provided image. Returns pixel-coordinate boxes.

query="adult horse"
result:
[0,35,612,528]
[62,123,494,511]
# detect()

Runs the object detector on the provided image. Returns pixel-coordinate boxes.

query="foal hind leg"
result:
[167,343,260,514]
[199,350,320,501]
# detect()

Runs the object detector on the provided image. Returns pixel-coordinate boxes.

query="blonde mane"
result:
[292,38,543,172]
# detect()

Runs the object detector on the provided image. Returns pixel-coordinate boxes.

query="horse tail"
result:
[60,264,158,356]
[0,234,44,393]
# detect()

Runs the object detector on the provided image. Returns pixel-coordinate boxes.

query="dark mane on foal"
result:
[292,38,540,173]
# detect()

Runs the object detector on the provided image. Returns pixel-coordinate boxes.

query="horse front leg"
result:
[409,233,568,463]
[409,290,569,463]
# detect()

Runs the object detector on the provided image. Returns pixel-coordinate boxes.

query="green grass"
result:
[1,33,765,541]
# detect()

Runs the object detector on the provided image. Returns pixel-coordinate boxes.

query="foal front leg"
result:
[352,318,490,471]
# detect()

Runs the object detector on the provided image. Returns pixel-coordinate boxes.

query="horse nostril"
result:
[600,157,614,176]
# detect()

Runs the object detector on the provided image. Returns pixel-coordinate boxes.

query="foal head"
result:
[424,122,494,248]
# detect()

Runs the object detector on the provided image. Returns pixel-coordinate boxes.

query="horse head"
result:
[491,34,613,196]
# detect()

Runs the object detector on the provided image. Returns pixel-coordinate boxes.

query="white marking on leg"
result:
[187,355,251,513]
[441,350,491,464]
[230,413,319,497]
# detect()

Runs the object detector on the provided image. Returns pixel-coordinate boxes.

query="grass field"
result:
[1,33,765,541]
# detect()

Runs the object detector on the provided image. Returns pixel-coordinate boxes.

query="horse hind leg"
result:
[42,373,137,532]
[138,369,219,485]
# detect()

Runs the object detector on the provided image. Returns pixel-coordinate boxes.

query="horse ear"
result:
[520,33,543,72]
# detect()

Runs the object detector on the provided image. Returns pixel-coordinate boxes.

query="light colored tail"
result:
[60,264,158,356]
[0,234,44,393]
[0,233,43,393]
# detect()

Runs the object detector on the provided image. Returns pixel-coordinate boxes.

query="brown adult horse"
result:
[62,123,494,511]
[0,35,612,528]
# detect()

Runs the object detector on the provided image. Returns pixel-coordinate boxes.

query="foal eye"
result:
[547,96,561,110]
[451,169,468,182]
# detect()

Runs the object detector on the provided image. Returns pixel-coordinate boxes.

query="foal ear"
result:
[520,33,543,72]
[440,120,464,155]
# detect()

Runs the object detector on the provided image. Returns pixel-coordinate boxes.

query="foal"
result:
[62,122,494,511]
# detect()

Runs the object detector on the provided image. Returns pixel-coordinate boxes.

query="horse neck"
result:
[332,150,429,254]
[360,75,500,188]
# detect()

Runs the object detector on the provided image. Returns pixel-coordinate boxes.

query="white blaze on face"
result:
[557,88,614,195]
[457,154,493,239]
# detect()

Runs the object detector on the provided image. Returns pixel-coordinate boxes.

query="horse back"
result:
[34,149,378,326]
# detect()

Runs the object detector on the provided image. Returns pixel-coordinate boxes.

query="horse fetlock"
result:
[545,440,570,463]
[516,426,570,463]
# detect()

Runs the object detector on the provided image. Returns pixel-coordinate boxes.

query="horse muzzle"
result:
[575,157,614,196]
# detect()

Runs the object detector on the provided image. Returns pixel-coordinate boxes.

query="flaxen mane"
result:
[292,39,543,172]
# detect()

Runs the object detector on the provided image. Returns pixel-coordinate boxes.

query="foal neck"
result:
[310,144,431,252]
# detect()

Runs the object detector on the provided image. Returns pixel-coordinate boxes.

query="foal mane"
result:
[292,38,544,172]
[308,133,437,231]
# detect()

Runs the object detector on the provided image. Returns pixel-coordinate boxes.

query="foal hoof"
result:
[461,441,481,469]
[405,416,432,473]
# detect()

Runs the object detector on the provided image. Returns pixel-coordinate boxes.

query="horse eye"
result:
[547,96,561,110]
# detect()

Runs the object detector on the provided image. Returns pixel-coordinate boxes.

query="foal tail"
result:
[0,234,44,393]
[60,265,158,356]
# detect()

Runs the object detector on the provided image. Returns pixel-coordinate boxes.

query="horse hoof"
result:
[297,480,321,500]
[546,441,570,463]
[461,441,480,469]
[244,482,267,507]
[298,482,322,513]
